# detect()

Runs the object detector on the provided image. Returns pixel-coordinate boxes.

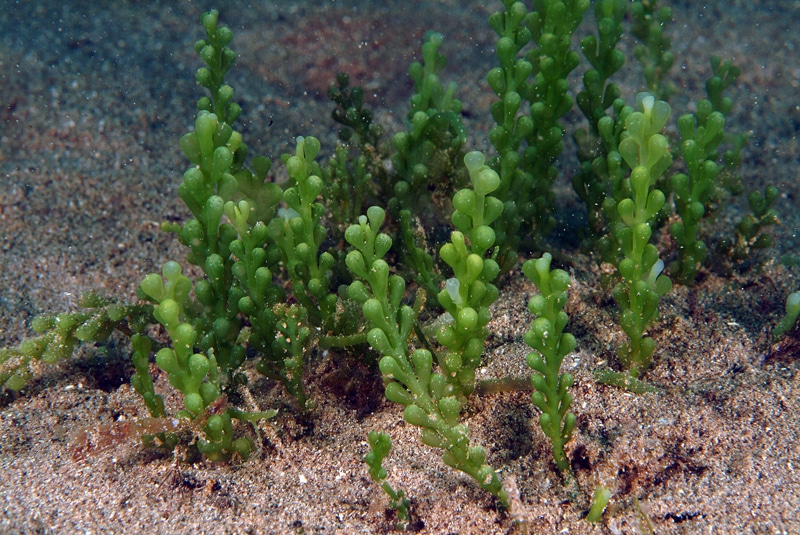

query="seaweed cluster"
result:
[0,1,786,528]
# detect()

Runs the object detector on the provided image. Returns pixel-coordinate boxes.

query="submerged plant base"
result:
[1,286,795,533]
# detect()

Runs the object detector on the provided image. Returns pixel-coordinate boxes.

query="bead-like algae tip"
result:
[776,290,800,339]
[787,291,800,316]
[464,151,484,175]
[640,93,654,116]
[445,278,462,305]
